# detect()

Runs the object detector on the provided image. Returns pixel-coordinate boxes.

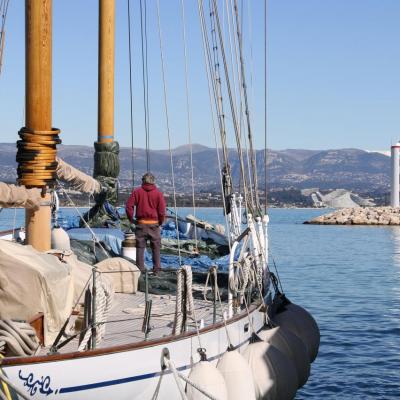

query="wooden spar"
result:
[97,0,115,144]
[24,0,53,251]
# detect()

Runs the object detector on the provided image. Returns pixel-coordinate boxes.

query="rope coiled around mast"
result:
[16,127,61,189]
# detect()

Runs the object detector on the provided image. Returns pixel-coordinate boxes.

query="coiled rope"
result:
[173,265,194,335]
[16,127,61,188]
[0,320,39,357]
[229,256,253,297]
[78,274,114,351]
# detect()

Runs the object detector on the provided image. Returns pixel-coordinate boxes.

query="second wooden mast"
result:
[93,0,119,207]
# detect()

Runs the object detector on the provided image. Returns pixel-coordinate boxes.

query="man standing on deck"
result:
[125,173,166,274]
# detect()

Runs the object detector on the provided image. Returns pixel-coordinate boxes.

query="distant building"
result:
[301,188,375,208]
[391,142,400,207]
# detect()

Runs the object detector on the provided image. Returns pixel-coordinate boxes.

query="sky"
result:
[0,0,399,151]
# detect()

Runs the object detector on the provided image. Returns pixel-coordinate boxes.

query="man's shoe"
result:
[152,269,162,276]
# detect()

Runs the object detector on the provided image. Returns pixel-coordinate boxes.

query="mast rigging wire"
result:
[139,0,150,171]
[179,0,198,248]
[214,0,255,214]
[198,0,248,211]
[200,2,235,219]
[155,0,182,264]
[152,4,206,344]
[127,0,135,187]
[224,0,252,202]
[207,0,236,213]
[264,0,268,213]
[232,0,260,212]
[0,0,10,77]
[197,0,233,250]
[208,0,229,170]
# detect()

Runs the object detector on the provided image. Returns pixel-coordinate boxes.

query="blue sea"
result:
[1,207,399,399]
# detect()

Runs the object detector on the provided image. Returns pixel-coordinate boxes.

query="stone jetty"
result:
[305,207,400,225]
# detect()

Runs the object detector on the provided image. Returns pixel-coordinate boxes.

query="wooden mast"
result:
[90,0,119,211]
[24,0,53,251]
[98,0,115,143]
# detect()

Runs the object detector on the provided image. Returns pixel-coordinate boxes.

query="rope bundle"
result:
[173,265,195,335]
[78,273,114,351]
[16,127,61,188]
[0,320,39,357]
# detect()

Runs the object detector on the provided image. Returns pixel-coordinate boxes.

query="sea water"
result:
[1,207,399,399]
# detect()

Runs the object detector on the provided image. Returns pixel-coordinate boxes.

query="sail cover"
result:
[56,157,101,195]
[0,240,75,345]
[0,182,42,210]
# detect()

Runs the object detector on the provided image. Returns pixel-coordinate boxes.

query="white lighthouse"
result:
[391,142,400,207]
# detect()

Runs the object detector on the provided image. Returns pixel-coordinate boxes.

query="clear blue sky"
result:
[0,0,399,151]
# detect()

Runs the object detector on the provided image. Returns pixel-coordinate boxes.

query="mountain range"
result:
[0,143,390,193]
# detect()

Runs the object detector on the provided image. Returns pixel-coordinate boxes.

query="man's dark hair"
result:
[142,172,155,184]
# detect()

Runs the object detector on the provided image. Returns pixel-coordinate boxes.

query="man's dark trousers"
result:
[135,224,161,272]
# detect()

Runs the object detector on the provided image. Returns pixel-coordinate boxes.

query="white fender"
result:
[217,349,256,400]
[186,361,228,400]
[258,327,310,388]
[243,341,298,400]
[272,303,320,363]
[51,226,71,251]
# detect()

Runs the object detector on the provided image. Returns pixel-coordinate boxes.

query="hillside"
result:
[0,143,390,193]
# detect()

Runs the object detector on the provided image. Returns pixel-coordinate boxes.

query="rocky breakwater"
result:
[305,207,400,225]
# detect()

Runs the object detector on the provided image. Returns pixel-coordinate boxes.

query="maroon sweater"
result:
[125,183,166,225]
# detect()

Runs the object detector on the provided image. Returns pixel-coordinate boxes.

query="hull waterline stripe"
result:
[59,372,159,393]
[58,329,261,394]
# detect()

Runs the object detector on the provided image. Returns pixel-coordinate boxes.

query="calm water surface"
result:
[1,207,399,399]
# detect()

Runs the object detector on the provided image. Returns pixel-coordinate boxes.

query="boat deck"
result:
[42,288,224,355]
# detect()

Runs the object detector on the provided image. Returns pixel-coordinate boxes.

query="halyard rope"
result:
[180,0,199,249]
[156,0,183,264]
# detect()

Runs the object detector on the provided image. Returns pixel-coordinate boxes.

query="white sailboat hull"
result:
[2,306,264,399]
